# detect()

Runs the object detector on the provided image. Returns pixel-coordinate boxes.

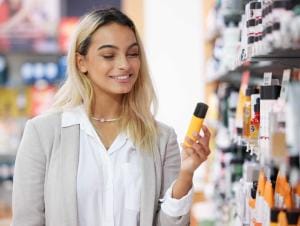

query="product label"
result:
[263,72,272,86]
[271,132,287,158]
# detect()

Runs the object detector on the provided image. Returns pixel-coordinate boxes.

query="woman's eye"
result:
[127,53,139,58]
[102,55,114,59]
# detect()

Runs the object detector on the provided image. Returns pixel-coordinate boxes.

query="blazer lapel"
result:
[140,150,156,226]
[60,125,80,226]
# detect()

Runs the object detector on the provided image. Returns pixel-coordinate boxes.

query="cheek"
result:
[132,60,141,73]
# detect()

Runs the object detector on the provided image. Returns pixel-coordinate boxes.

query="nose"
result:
[118,55,130,71]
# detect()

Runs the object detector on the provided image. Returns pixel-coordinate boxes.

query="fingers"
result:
[183,125,211,157]
[183,136,211,157]
[202,125,211,138]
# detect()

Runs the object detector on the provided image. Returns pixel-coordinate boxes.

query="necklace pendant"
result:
[100,118,105,123]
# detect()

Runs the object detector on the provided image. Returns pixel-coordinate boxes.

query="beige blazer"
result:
[11,111,190,226]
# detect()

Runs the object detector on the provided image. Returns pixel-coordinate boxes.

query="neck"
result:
[91,92,123,119]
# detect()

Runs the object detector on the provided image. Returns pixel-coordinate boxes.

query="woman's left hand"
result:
[180,125,211,175]
[171,125,211,199]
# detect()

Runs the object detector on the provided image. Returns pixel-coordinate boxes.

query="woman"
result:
[12,8,211,226]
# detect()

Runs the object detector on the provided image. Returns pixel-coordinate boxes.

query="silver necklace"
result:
[91,116,121,123]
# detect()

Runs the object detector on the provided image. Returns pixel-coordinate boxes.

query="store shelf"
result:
[252,48,300,60]
[207,48,300,84]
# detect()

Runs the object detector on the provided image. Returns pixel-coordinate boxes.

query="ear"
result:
[76,53,88,74]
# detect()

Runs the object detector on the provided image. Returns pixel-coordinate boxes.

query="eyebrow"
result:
[97,42,139,51]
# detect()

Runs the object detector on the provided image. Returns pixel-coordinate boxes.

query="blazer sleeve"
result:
[11,120,46,226]
[155,127,190,226]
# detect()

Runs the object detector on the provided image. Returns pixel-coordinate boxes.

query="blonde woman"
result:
[12,8,211,226]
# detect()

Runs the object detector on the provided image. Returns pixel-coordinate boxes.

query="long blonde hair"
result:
[52,8,158,152]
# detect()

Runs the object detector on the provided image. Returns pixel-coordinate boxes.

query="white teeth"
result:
[111,75,130,80]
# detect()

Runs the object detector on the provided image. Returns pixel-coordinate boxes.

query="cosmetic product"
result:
[288,156,300,209]
[251,93,260,121]
[270,208,280,226]
[228,91,239,142]
[286,82,300,157]
[263,179,275,225]
[278,210,288,226]
[255,169,266,225]
[236,71,250,144]
[44,62,58,84]
[286,210,299,226]
[0,55,8,85]
[259,85,281,164]
[264,0,274,53]
[270,70,291,163]
[33,63,45,81]
[243,86,259,140]
[184,102,209,147]
[254,2,263,56]
[250,180,258,222]
[249,98,260,155]
[275,167,286,208]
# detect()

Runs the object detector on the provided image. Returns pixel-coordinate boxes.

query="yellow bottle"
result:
[184,102,208,147]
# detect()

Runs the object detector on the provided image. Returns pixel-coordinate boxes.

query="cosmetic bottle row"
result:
[0,54,66,86]
[238,0,300,60]
[205,0,300,81]
[207,77,300,225]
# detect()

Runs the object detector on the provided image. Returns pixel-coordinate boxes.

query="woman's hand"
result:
[180,125,211,174]
[171,125,211,199]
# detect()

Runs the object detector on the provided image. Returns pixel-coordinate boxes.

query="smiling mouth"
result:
[109,74,133,80]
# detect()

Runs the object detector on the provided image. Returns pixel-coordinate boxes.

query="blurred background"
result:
[0,0,300,225]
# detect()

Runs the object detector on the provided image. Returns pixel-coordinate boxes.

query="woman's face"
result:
[77,22,140,98]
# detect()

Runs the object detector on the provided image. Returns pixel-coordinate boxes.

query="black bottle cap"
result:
[254,98,260,113]
[287,210,299,224]
[249,1,256,9]
[260,85,281,100]
[248,36,255,44]
[247,19,256,27]
[270,166,279,182]
[193,102,208,118]
[251,181,258,199]
[270,208,281,222]
[255,2,262,9]
[289,155,300,168]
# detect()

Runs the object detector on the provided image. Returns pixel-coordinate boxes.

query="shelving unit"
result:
[207,48,300,84]
[197,0,300,225]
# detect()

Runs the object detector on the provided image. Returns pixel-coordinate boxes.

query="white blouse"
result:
[61,106,193,226]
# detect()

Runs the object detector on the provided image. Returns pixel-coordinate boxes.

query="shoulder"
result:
[27,110,62,132]
[156,120,177,144]
[156,121,176,136]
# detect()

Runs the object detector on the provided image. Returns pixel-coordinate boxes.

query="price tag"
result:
[263,72,272,86]
[280,69,291,100]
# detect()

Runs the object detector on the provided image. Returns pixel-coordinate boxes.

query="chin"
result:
[117,88,133,94]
